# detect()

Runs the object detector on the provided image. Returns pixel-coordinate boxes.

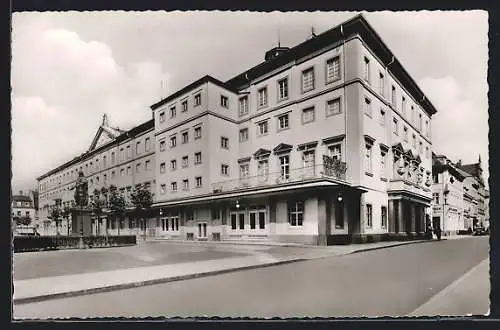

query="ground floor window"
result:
[381,206,387,228]
[198,222,207,238]
[366,204,373,228]
[162,217,179,231]
[231,213,237,230]
[288,201,304,226]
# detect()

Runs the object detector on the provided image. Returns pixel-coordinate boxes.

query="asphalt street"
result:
[14,236,489,319]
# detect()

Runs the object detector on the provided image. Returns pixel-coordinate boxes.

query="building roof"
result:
[37,119,154,181]
[225,14,437,117]
[150,75,237,111]
[12,195,32,203]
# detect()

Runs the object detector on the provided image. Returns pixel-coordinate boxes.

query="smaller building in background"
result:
[11,190,37,235]
[431,154,466,236]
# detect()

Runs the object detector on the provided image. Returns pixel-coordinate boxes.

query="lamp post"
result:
[235,200,240,210]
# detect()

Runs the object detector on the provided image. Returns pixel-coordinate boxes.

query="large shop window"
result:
[288,201,304,226]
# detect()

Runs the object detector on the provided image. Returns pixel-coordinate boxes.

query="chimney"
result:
[457,159,462,167]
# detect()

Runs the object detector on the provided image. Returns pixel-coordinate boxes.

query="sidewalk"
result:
[409,258,490,316]
[13,239,433,305]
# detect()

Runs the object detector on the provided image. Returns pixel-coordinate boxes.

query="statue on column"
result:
[73,171,89,208]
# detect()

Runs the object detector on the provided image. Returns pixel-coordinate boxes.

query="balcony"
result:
[211,162,347,194]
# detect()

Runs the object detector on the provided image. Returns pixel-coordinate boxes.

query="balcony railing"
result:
[211,162,347,194]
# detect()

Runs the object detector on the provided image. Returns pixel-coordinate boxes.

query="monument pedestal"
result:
[71,207,92,249]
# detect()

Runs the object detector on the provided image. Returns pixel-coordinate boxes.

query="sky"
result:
[11,10,489,193]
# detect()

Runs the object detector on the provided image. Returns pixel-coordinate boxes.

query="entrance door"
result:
[432,216,440,230]
[249,207,267,235]
[198,222,207,238]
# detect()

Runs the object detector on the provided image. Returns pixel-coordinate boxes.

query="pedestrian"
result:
[434,225,442,240]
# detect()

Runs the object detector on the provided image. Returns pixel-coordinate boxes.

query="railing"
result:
[211,162,347,193]
[13,235,137,253]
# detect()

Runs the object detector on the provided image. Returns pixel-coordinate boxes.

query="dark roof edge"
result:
[36,119,154,181]
[225,14,437,117]
[150,75,237,111]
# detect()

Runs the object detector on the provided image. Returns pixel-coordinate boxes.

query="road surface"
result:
[14,236,489,318]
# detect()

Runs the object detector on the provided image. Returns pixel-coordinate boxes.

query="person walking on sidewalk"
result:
[434,225,442,240]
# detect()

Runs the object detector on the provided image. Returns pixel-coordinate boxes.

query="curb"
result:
[348,239,435,254]
[13,258,305,305]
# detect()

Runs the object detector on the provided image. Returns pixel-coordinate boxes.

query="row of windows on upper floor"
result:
[39,160,153,200]
[158,56,342,123]
[363,55,431,135]
[39,137,153,193]
[159,176,203,195]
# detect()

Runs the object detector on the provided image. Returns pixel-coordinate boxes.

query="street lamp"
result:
[337,194,343,203]
[159,209,163,216]
[235,200,240,210]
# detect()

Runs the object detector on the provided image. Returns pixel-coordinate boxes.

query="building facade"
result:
[148,14,437,244]
[456,157,487,230]
[431,154,466,235]
[36,115,156,236]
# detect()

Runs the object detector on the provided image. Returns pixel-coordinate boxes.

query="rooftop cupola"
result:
[264,46,290,61]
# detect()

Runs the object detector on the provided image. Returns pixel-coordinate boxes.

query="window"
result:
[302,67,315,92]
[111,171,116,179]
[170,106,176,118]
[183,179,189,190]
[433,193,440,205]
[239,163,249,179]
[182,156,189,168]
[364,97,372,116]
[326,98,341,117]
[393,118,399,135]
[419,114,423,131]
[160,184,166,194]
[411,106,415,125]
[194,93,201,106]
[182,100,188,112]
[239,128,249,142]
[170,136,177,148]
[195,176,202,188]
[221,164,229,176]
[365,143,373,173]
[288,201,304,226]
[258,159,269,178]
[328,144,342,161]
[403,126,408,142]
[145,138,151,152]
[145,160,151,171]
[194,126,201,140]
[303,150,315,168]
[326,57,341,82]
[381,206,387,229]
[257,87,268,108]
[302,107,315,124]
[257,121,269,136]
[159,111,165,123]
[379,72,384,95]
[103,173,107,183]
[380,148,388,178]
[278,78,289,100]
[279,154,290,180]
[239,96,249,116]
[221,136,229,149]
[379,109,386,126]
[426,146,430,159]
[419,141,423,155]
[171,159,177,171]
[127,145,132,158]
[278,113,289,130]
[136,163,141,173]
[159,140,166,152]
[111,152,115,164]
[391,86,396,106]
[182,131,189,144]
[220,95,229,108]
[363,57,371,83]
[119,148,124,161]
[195,152,202,164]
[402,96,406,117]
[171,182,178,192]
[127,166,131,176]
[102,156,107,168]
[160,162,166,173]
[412,134,416,148]
[366,204,373,228]
[134,141,140,155]
[120,168,125,176]
[96,176,100,184]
